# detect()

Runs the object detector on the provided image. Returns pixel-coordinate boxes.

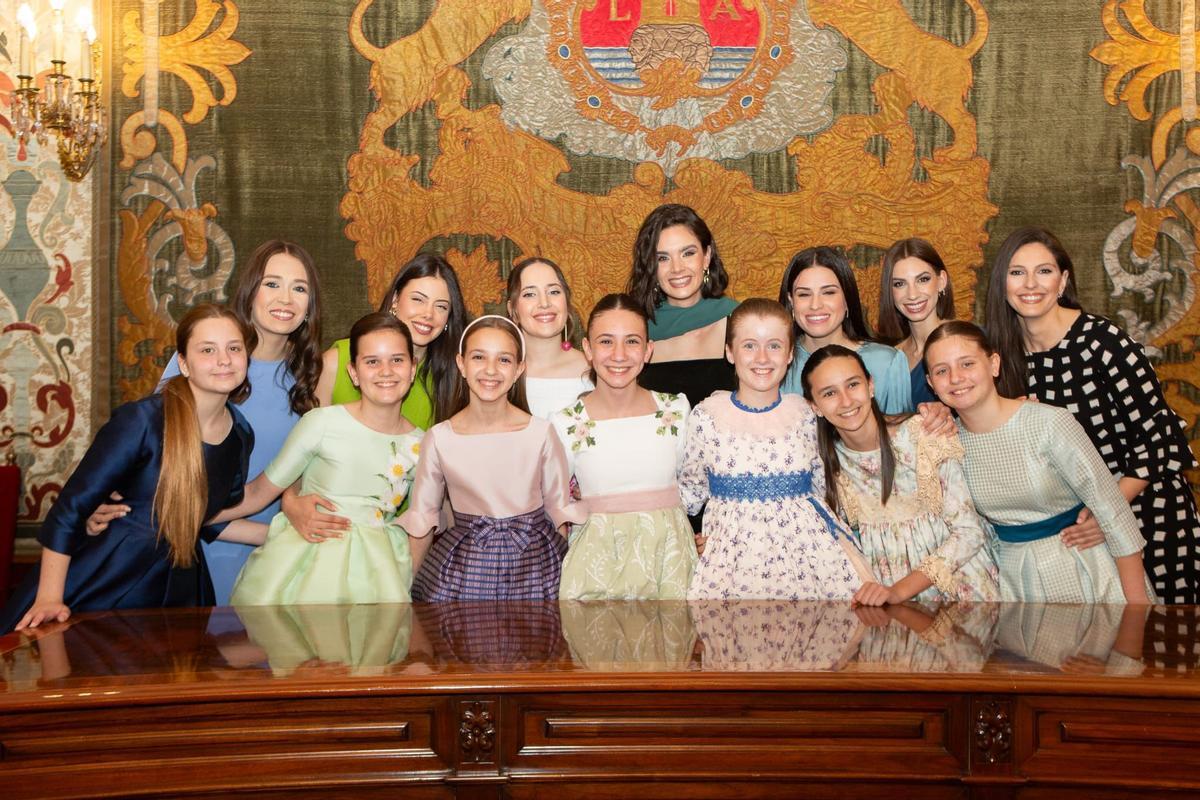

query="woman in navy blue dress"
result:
[1,305,258,633]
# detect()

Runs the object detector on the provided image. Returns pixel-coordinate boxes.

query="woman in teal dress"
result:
[779,246,912,413]
[214,313,424,605]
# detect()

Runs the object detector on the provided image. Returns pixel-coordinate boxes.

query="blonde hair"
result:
[154,304,250,568]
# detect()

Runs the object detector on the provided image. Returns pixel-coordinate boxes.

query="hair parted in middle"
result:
[876,237,956,344]
[778,246,873,344]
[984,226,1081,400]
[349,311,414,363]
[229,239,323,416]
[626,203,730,322]
[799,344,911,516]
[584,292,649,386]
[156,304,252,570]
[506,255,582,348]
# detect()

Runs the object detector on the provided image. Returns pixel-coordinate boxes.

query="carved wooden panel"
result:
[0,696,453,799]
[503,692,967,781]
[456,698,499,768]
[1016,696,1200,789]
[969,695,1014,774]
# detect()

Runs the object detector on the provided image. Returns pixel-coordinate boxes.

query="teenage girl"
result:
[399,316,587,600]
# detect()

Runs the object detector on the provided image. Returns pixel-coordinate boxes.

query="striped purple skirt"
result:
[411,507,568,601]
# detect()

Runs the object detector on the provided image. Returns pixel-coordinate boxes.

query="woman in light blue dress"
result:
[778,246,911,412]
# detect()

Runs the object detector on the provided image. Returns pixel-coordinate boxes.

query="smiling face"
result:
[456,326,525,404]
[726,313,793,396]
[178,317,249,397]
[890,256,946,325]
[655,224,712,307]
[1004,242,1069,321]
[391,275,452,348]
[789,265,848,342]
[510,261,570,340]
[347,329,415,406]
[583,308,652,391]
[925,334,1000,412]
[250,252,311,339]
[805,355,875,438]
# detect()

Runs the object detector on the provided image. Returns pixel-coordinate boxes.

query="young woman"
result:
[1,305,259,633]
[89,240,325,606]
[679,298,874,600]
[626,204,738,408]
[399,316,587,600]
[801,345,999,605]
[924,320,1155,604]
[506,256,593,417]
[551,293,696,600]
[209,313,423,605]
[779,246,911,413]
[877,238,956,407]
[986,226,1200,604]
[316,252,468,428]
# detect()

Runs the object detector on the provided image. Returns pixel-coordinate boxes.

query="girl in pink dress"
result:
[680,299,874,599]
[399,316,587,600]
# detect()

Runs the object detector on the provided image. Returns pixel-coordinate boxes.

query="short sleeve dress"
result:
[833,417,1000,602]
[551,391,697,599]
[399,417,588,600]
[678,392,873,599]
[958,402,1156,603]
[1025,312,1200,603]
[0,395,253,634]
[230,405,422,605]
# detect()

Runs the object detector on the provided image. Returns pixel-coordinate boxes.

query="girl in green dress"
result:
[212,312,424,605]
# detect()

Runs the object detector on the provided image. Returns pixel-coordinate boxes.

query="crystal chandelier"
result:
[10,1,106,182]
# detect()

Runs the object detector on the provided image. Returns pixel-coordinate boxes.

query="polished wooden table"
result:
[1,601,1197,798]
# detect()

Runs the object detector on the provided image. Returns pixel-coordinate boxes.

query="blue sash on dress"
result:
[706,470,846,540]
[991,504,1084,543]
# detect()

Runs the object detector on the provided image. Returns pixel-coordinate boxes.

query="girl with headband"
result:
[400,316,587,600]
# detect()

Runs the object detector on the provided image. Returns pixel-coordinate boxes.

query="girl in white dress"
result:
[551,293,697,600]
[680,298,874,600]
[506,257,593,417]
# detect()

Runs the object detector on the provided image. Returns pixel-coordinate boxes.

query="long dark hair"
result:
[626,203,730,322]
[877,238,956,344]
[800,344,909,516]
[506,256,581,347]
[778,246,873,345]
[449,316,530,416]
[584,293,649,386]
[379,253,469,423]
[229,240,323,416]
[985,226,1081,399]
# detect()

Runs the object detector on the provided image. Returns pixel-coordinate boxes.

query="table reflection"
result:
[2,601,1195,689]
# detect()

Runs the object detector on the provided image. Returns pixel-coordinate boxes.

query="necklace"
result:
[730,391,782,413]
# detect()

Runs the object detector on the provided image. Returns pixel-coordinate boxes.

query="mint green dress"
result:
[331,337,435,430]
[230,405,423,605]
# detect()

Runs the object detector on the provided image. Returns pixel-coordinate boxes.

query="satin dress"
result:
[0,395,253,634]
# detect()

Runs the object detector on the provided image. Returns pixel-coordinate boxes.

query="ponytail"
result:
[153,375,208,567]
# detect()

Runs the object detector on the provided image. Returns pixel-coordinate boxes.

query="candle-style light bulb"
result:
[76,8,95,80]
[17,4,36,76]
[51,0,66,63]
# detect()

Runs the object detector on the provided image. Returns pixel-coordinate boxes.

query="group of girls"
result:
[4,202,1199,633]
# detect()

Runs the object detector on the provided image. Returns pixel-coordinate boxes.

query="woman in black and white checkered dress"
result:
[986,226,1200,604]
